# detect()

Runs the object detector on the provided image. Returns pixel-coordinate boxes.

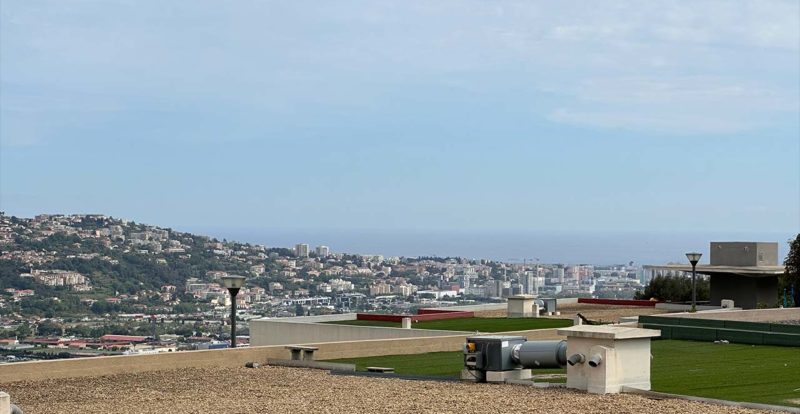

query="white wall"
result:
[250,319,470,346]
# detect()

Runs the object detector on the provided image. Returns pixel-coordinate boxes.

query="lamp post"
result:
[221,275,246,348]
[685,252,702,312]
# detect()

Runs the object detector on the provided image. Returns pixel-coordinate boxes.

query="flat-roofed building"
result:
[645,241,785,309]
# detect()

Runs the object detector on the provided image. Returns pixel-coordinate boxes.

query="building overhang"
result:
[643,264,785,278]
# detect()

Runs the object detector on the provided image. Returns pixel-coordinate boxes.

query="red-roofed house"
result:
[99,335,148,343]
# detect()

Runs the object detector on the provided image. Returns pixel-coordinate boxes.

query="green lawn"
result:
[324,339,800,407]
[324,317,573,332]
[650,340,800,407]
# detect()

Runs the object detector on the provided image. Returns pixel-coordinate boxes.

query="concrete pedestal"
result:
[557,325,660,394]
[0,392,9,414]
[462,368,532,383]
[507,295,536,318]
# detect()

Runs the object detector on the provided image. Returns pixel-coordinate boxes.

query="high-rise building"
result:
[315,245,330,257]
[459,273,471,289]
[487,279,504,298]
[522,271,535,295]
[552,266,565,284]
[294,243,309,258]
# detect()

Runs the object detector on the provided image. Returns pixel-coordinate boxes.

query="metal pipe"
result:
[691,263,697,311]
[567,353,585,366]
[588,354,603,368]
[228,287,240,348]
[511,340,567,368]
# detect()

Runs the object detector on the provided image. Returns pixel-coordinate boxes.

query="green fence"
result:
[640,315,800,347]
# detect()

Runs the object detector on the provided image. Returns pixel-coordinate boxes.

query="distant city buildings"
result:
[0,211,659,353]
[315,245,330,257]
[294,243,309,258]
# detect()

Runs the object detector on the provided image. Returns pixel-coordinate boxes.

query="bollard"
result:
[0,391,10,414]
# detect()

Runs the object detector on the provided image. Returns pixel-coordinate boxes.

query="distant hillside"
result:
[0,213,290,317]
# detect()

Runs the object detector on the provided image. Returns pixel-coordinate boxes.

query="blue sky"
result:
[1,1,799,236]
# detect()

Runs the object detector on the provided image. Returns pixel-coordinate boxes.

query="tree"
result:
[37,321,63,336]
[635,275,709,302]
[15,323,32,339]
[782,234,800,307]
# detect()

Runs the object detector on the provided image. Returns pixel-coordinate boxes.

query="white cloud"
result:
[548,107,749,135]
[542,75,798,134]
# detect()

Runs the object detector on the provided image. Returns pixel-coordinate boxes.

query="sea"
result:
[188,228,795,266]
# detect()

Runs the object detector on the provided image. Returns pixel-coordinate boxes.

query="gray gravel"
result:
[0,366,777,414]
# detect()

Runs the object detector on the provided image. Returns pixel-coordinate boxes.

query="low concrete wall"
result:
[357,310,474,323]
[655,303,724,311]
[265,313,358,323]
[655,307,800,322]
[578,298,659,307]
[0,328,564,383]
[250,319,469,346]
[429,303,506,312]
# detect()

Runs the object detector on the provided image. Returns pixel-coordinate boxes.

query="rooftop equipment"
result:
[462,335,567,383]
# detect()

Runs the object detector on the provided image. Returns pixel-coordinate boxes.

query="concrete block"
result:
[401,317,411,329]
[0,391,10,414]
[561,326,658,394]
[721,299,735,309]
[485,369,532,383]
[508,295,536,318]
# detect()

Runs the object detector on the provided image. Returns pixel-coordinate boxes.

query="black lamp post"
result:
[221,275,246,348]
[685,252,702,312]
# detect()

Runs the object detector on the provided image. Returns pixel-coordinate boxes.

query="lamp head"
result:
[685,252,702,265]
[221,275,246,290]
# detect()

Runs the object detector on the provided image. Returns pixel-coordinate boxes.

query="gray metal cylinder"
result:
[511,340,567,368]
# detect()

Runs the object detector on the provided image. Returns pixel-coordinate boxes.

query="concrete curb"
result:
[621,387,800,413]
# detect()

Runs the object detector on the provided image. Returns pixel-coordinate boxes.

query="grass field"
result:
[325,340,800,407]
[324,317,573,332]
[650,340,800,407]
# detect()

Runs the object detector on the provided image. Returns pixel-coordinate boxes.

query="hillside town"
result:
[0,213,646,360]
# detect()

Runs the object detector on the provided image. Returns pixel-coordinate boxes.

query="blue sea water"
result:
[188,228,794,266]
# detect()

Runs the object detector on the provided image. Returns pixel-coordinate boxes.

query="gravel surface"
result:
[1,366,773,414]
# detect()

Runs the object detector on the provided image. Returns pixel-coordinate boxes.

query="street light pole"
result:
[221,275,246,348]
[685,252,702,312]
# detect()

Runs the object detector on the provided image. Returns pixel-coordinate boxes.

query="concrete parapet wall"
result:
[267,313,358,323]
[654,307,800,322]
[429,303,507,312]
[250,319,469,346]
[579,298,659,307]
[357,310,474,323]
[0,328,564,383]
[654,303,724,311]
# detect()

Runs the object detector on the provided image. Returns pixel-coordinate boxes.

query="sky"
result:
[1,1,799,248]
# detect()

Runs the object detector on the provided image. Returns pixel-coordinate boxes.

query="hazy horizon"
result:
[189,226,794,265]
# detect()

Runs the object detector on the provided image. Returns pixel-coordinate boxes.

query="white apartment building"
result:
[315,245,330,257]
[294,244,309,258]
